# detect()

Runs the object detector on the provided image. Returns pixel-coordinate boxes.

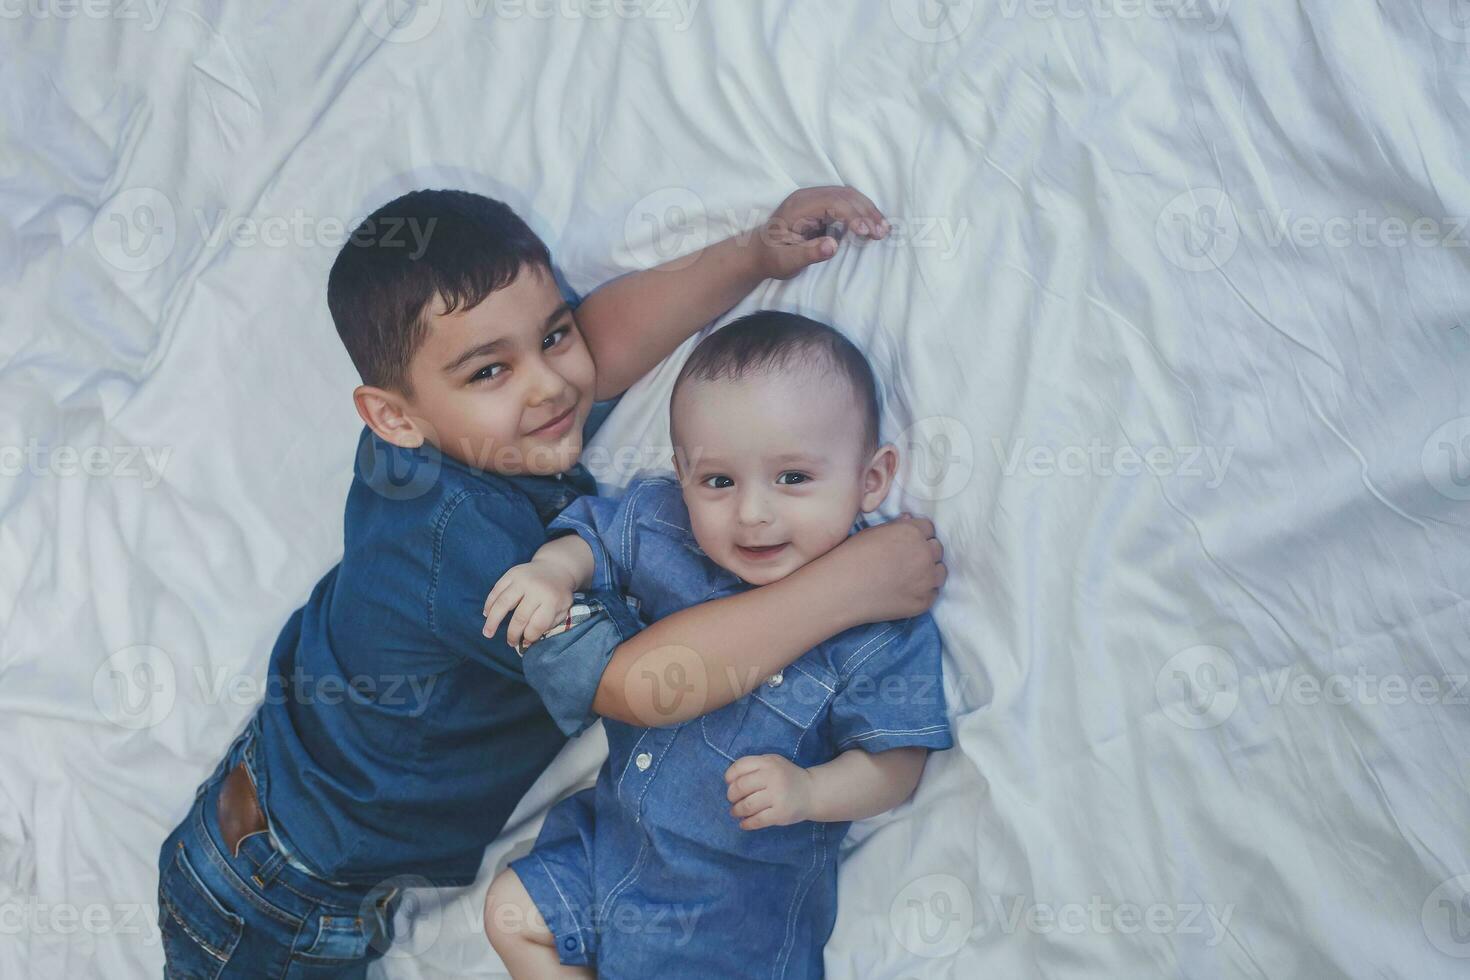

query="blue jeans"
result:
[156,726,399,978]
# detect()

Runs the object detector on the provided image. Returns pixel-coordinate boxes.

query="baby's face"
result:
[672,368,894,586]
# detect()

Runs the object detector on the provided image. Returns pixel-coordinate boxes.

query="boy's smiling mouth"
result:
[526,403,577,438]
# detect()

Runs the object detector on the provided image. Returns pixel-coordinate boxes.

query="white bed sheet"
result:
[2,1,1468,977]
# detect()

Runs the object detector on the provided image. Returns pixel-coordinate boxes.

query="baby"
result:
[482,311,952,979]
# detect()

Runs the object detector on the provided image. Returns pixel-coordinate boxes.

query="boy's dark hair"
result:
[327,189,551,395]
[672,311,882,452]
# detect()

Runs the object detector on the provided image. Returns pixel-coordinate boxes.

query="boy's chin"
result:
[519,435,583,476]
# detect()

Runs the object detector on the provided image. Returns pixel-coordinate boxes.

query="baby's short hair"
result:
[327,189,551,395]
[672,311,881,452]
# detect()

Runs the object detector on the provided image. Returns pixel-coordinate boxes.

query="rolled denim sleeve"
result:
[828,614,955,754]
[520,590,643,737]
[548,476,668,591]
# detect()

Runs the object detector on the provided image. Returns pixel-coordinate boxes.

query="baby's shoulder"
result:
[619,471,694,537]
[820,612,943,683]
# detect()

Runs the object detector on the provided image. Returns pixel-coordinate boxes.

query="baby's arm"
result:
[482,535,596,652]
[724,748,929,831]
[574,186,890,399]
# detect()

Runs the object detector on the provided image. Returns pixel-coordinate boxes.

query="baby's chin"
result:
[719,553,808,587]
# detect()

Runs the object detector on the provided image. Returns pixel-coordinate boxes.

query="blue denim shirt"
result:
[518,475,953,977]
[250,400,640,888]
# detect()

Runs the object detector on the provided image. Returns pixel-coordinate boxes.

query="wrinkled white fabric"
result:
[1,2,1467,977]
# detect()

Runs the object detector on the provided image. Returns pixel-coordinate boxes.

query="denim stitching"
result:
[192,805,304,928]
[535,852,589,959]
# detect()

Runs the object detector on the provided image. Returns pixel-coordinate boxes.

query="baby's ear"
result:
[860,442,900,512]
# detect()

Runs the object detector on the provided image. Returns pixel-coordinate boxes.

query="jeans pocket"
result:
[291,911,371,965]
[159,843,244,979]
[701,662,836,762]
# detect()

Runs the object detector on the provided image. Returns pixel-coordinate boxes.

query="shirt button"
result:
[767,671,784,688]
[635,752,652,771]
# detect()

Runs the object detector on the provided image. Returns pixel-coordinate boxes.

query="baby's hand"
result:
[482,560,577,651]
[724,754,814,831]
[756,186,890,281]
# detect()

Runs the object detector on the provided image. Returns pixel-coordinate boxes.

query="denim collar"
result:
[359,428,597,525]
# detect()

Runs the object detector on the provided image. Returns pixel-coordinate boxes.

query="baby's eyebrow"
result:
[770,452,825,466]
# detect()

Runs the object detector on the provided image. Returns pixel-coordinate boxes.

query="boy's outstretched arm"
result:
[575,185,890,400]
[592,516,944,728]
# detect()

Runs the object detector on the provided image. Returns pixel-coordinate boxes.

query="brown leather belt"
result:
[217,762,268,858]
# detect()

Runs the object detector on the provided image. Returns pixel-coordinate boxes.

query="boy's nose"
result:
[524,360,569,406]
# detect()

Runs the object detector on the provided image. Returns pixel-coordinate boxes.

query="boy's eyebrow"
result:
[441,303,573,374]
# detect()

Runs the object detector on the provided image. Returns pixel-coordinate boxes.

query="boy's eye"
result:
[776,472,810,485]
[543,326,569,351]
[701,475,734,489]
[470,363,506,383]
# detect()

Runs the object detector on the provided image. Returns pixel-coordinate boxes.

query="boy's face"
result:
[379,266,596,476]
[672,368,896,586]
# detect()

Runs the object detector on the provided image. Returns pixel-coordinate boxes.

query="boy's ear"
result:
[859,442,900,513]
[354,385,428,449]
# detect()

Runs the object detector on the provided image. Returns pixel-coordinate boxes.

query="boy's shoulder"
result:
[347,427,543,541]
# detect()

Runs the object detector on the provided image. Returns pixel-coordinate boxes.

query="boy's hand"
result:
[725,754,815,830]
[482,560,578,651]
[756,186,891,281]
[814,514,946,624]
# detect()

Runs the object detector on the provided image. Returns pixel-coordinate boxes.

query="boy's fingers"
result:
[842,186,888,237]
[802,237,837,266]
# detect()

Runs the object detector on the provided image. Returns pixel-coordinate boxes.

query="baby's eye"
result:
[543,327,569,351]
[701,475,734,489]
[470,363,506,383]
[776,471,810,485]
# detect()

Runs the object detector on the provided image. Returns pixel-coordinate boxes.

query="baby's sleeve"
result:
[548,476,665,591]
[827,615,956,754]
